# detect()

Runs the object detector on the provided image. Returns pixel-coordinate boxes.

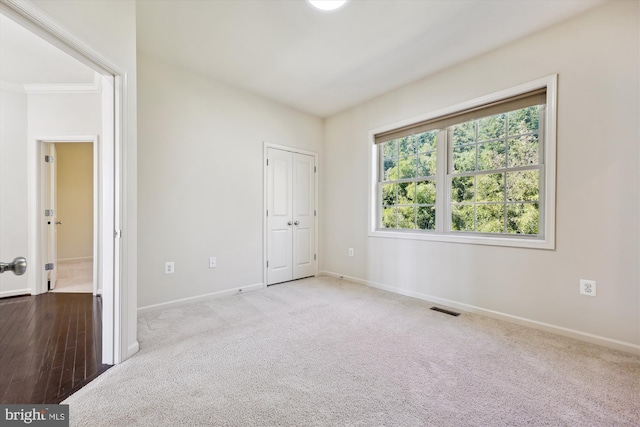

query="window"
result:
[370,76,557,249]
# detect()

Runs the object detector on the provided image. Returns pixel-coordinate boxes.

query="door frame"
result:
[36,137,99,296]
[0,0,128,364]
[263,142,319,287]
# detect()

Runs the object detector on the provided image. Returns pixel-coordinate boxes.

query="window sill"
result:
[368,229,554,250]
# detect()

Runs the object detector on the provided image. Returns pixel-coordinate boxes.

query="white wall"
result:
[137,54,323,309]
[28,92,101,136]
[29,0,138,359]
[322,2,640,350]
[0,88,29,297]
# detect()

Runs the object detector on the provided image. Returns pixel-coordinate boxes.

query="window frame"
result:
[368,75,557,249]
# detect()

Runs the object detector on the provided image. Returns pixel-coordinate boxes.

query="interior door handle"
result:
[294,221,300,225]
[287,221,292,226]
[0,257,27,276]
[55,221,62,225]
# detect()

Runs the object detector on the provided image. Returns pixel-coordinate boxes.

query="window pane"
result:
[507,203,539,235]
[451,176,474,203]
[382,183,396,206]
[383,140,398,159]
[381,207,397,228]
[478,113,506,141]
[508,134,539,167]
[398,182,415,204]
[417,152,436,177]
[417,206,436,230]
[398,136,416,157]
[506,170,539,201]
[397,206,416,229]
[477,173,504,202]
[478,140,506,170]
[476,204,504,233]
[453,145,476,173]
[383,158,397,181]
[508,106,539,136]
[453,121,475,146]
[398,156,417,179]
[416,180,436,204]
[416,131,437,152]
[451,205,474,231]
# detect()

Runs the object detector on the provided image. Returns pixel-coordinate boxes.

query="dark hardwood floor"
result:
[0,292,110,404]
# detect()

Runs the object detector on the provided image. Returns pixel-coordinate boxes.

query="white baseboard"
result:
[127,341,140,358]
[0,289,31,299]
[319,271,640,355]
[137,282,264,314]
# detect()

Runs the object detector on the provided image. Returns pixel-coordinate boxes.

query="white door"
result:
[45,143,58,290]
[0,89,29,296]
[266,147,316,285]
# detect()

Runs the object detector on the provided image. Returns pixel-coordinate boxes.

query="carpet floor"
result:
[63,276,640,426]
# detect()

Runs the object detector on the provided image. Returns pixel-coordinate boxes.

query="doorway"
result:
[265,144,318,285]
[42,141,97,295]
[0,1,123,368]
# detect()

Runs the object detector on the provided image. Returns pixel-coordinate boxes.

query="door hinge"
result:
[266,210,269,217]
[45,263,54,271]
[114,230,122,238]
[45,155,54,163]
[314,254,317,261]
[314,210,316,217]
[45,209,54,217]
[266,260,269,268]
[314,166,316,173]
[266,159,269,166]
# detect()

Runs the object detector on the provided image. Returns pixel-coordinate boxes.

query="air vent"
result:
[430,306,460,317]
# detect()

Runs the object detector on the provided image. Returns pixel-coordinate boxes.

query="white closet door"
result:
[267,148,293,285]
[266,148,316,285]
[292,153,315,280]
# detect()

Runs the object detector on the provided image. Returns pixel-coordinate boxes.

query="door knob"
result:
[287,221,292,226]
[0,257,27,276]
[55,221,63,225]
[294,221,300,225]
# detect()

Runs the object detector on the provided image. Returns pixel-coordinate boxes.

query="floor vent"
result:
[430,306,460,317]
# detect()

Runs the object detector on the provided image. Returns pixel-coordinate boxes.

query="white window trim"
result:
[368,75,557,250]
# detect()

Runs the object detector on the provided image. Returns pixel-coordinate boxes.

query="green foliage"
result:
[453,145,475,173]
[478,141,505,170]
[477,173,504,202]
[451,176,474,203]
[476,204,504,233]
[451,205,473,231]
[478,113,506,141]
[507,171,539,202]
[453,121,475,145]
[507,203,539,234]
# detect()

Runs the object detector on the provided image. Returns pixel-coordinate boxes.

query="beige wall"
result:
[322,1,639,350]
[137,54,324,309]
[56,143,93,260]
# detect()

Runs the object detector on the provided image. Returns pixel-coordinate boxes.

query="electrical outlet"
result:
[348,248,354,257]
[580,279,596,296]
[209,257,217,269]
[165,262,175,274]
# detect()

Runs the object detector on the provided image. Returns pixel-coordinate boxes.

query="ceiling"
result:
[136,0,604,118]
[0,14,96,87]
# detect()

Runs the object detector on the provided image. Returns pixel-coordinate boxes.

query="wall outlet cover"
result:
[165,261,175,274]
[579,279,596,296]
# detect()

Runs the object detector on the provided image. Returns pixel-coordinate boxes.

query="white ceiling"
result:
[0,14,95,86]
[136,0,604,118]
